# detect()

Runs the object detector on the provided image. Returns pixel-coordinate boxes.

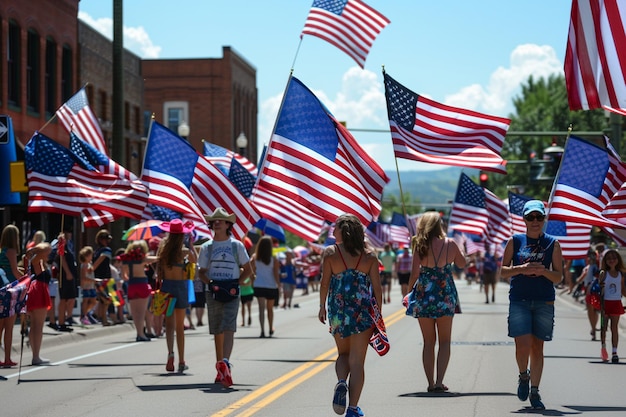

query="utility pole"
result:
[111,0,125,242]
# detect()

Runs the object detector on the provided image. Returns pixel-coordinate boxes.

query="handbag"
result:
[150,280,176,317]
[209,279,240,302]
[368,298,390,356]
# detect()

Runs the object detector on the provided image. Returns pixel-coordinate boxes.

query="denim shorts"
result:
[160,279,189,310]
[508,300,554,341]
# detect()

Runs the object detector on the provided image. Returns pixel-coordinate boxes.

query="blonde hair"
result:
[79,246,94,263]
[125,240,149,257]
[411,212,445,259]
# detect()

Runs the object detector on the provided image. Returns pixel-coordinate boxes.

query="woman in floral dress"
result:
[319,214,382,417]
[406,211,465,393]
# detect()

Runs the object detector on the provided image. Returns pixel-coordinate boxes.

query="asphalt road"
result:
[1,281,625,417]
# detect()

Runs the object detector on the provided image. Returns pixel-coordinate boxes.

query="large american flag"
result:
[203,141,258,177]
[256,76,389,226]
[484,188,512,245]
[251,184,326,242]
[549,135,625,228]
[56,88,107,155]
[301,0,390,68]
[509,192,592,259]
[364,212,411,247]
[141,121,261,240]
[564,0,626,111]
[384,72,510,174]
[24,132,148,224]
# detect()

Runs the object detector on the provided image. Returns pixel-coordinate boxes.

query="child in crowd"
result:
[598,249,626,363]
[79,246,98,325]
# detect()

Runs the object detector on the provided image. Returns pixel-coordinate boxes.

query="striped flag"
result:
[24,132,149,222]
[228,158,257,198]
[383,72,510,174]
[250,185,326,242]
[509,192,592,259]
[56,88,107,155]
[448,173,490,237]
[203,141,258,177]
[256,76,389,226]
[549,135,625,228]
[484,189,512,245]
[301,0,390,68]
[141,121,261,240]
[564,0,626,111]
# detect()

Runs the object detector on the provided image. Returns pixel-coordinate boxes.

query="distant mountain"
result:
[383,167,477,208]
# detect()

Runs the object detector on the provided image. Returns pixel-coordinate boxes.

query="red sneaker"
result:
[216,360,232,387]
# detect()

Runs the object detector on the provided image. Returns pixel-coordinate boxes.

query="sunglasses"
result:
[524,214,546,222]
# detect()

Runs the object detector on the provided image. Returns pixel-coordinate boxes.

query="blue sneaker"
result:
[517,370,530,401]
[346,406,364,416]
[529,391,545,410]
[332,380,348,414]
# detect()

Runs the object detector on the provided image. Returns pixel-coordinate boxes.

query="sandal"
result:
[166,352,175,372]
[433,384,449,392]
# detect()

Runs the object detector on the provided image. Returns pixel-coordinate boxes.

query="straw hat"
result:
[160,219,195,234]
[204,208,236,224]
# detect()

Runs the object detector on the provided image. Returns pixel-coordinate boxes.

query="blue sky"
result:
[78,0,572,171]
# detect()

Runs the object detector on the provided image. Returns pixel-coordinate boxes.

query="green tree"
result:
[488,74,609,199]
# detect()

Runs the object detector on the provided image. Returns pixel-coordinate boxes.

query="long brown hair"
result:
[336,214,365,257]
[158,233,185,268]
[255,236,273,265]
[0,225,20,252]
[411,212,445,259]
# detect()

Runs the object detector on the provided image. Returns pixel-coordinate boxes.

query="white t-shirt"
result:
[198,238,249,281]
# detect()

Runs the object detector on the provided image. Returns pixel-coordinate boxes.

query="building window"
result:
[45,37,57,115]
[61,44,73,101]
[134,105,141,134]
[124,101,130,130]
[163,101,188,134]
[27,29,41,114]
[8,20,21,107]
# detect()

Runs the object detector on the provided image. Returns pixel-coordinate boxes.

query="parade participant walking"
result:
[319,214,382,417]
[597,248,626,363]
[406,211,465,393]
[251,236,280,337]
[0,224,24,367]
[500,200,563,410]
[198,208,252,387]
[25,242,53,365]
[92,230,113,325]
[119,240,158,342]
[157,219,196,372]
[378,244,395,303]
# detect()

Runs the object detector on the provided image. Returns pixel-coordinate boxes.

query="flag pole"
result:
[58,214,64,290]
[290,37,304,73]
[38,83,90,134]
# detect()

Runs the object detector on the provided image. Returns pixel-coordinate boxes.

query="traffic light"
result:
[479,171,488,188]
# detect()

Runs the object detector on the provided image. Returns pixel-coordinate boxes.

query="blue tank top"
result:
[509,233,557,302]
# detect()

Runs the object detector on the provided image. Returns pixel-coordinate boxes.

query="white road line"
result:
[3,342,139,380]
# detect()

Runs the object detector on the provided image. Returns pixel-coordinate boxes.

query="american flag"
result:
[448,173,490,237]
[365,221,386,249]
[549,135,625,228]
[251,185,326,242]
[56,88,107,155]
[141,121,261,240]
[484,188,512,245]
[509,192,592,259]
[256,76,389,226]
[364,213,410,247]
[601,137,626,222]
[228,158,257,198]
[405,213,421,237]
[25,132,149,223]
[564,0,626,111]
[203,141,258,177]
[301,0,390,68]
[383,72,510,174]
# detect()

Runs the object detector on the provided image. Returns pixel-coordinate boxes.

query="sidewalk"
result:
[6,317,136,356]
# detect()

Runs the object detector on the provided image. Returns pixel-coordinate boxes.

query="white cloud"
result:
[445,44,562,116]
[78,12,161,58]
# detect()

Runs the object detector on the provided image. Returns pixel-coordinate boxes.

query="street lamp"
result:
[178,121,190,141]
[236,132,248,155]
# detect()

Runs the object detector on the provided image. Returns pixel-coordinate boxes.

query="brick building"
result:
[1,1,258,241]
[143,46,258,162]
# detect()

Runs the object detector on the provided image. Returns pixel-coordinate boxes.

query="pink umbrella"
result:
[122,220,166,241]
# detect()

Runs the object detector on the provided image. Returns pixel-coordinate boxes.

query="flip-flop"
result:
[433,385,449,392]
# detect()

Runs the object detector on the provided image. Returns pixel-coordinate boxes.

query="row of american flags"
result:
[22,0,626,252]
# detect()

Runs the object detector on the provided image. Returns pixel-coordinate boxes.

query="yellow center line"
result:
[210,307,407,417]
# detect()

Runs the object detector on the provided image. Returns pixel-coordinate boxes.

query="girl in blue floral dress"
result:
[406,212,465,393]
[319,214,382,417]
